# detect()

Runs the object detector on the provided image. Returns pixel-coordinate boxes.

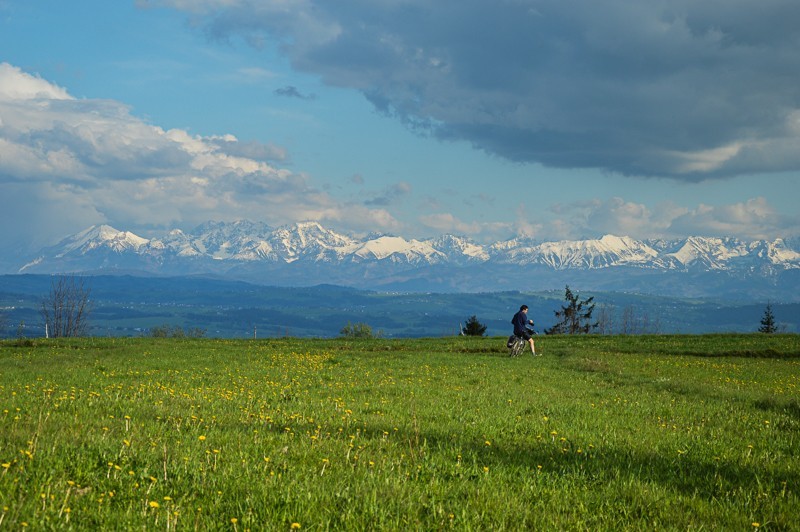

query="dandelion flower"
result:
[291,523,301,529]
[199,435,206,441]
[149,501,160,508]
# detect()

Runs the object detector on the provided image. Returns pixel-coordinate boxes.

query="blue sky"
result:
[1,0,799,258]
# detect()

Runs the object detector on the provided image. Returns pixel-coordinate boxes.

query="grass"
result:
[0,334,798,530]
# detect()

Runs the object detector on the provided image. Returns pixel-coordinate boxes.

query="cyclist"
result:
[511,304,537,356]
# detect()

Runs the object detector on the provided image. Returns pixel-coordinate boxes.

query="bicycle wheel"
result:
[510,338,524,357]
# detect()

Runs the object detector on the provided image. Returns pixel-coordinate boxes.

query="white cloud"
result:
[525,196,796,241]
[0,62,402,249]
[419,212,480,234]
[0,63,70,100]
[668,197,797,240]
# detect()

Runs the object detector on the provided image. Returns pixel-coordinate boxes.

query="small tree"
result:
[462,315,487,336]
[758,302,777,334]
[40,275,92,338]
[149,324,207,338]
[545,285,597,335]
[340,321,374,338]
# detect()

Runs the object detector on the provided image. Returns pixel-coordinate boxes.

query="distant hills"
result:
[2,274,798,338]
[14,221,800,301]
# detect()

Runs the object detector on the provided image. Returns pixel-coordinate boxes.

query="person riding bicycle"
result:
[511,304,537,355]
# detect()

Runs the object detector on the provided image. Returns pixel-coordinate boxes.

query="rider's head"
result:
[520,305,528,312]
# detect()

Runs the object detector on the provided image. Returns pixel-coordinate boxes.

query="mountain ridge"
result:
[15,221,800,300]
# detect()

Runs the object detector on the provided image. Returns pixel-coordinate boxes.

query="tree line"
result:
[0,276,789,339]
[460,285,786,337]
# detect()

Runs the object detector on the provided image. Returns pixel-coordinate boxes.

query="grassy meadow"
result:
[0,334,798,530]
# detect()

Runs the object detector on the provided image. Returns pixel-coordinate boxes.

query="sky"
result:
[1,0,799,263]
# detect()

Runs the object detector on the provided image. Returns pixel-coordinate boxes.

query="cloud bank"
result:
[0,62,399,248]
[147,0,800,180]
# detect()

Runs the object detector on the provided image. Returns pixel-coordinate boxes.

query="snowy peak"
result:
[491,234,660,269]
[353,235,445,263]
[17,221,800,282]
[54,224,149,257]
[428,234,489,262]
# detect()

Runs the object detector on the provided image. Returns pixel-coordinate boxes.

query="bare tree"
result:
[40,275,92,337]
[620,305,635,335]
[596,303,616,335]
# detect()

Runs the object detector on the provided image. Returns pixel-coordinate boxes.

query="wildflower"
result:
[291,523,301,529]
[149,501,160,508]
[198,435,206,441]
[231,518,238,524]
[485,440,491,446]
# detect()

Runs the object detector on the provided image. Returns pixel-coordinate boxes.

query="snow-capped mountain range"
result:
[16,221,800,299]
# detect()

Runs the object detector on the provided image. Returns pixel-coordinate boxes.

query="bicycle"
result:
[507,327,536,357]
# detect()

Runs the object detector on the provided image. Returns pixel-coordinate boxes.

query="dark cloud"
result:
[364,181,412,206]
[274,85,316,100]
[162,0,800,180]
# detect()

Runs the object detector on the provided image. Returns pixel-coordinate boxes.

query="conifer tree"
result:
[463,315,487,336]
[758,302,777,334]
[545,285,598,335]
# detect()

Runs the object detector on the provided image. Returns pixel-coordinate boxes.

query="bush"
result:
[340,322,375,338]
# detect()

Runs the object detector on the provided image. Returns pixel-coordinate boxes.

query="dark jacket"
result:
[512,310,531,336]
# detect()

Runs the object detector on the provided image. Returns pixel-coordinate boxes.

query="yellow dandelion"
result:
[485,440,491,446]
[149,501,160,508]
[198,435,206,441]
[291,523,301,529]
[231,518,238,524]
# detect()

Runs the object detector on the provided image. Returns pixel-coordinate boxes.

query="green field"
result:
[1,335,798,530]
